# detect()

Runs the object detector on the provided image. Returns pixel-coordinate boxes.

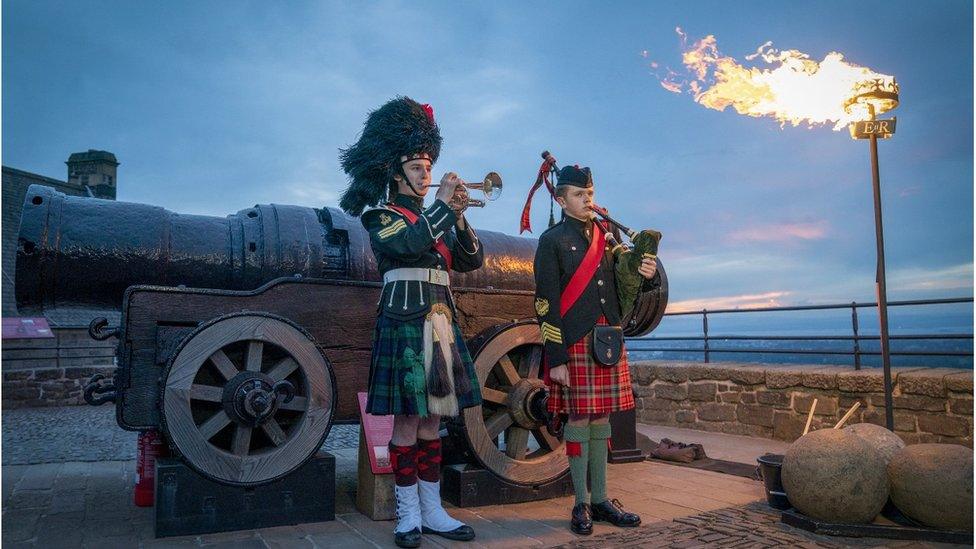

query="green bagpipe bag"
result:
[615,229,662,320]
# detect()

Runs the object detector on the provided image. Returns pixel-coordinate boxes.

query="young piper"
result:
[533,164,658,535]
[339,97,483,548]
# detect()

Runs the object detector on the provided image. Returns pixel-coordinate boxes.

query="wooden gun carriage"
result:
[16,184,667,489]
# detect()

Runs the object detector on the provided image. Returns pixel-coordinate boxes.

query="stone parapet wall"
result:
[630,361,974,447]
[2,328,115,409]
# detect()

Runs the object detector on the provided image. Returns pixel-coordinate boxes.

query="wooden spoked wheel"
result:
[162,313,335,486]
[462,322,568,486]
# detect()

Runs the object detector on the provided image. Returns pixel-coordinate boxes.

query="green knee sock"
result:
[588,423,612,505]
[564,425,590,505]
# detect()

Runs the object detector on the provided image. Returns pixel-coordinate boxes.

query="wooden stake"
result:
[802,398,818,436]
[833,401,862,429]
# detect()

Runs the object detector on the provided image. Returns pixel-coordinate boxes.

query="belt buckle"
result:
[428,269,448,286]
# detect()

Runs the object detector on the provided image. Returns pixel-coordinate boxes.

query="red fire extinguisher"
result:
[134,430,169,507]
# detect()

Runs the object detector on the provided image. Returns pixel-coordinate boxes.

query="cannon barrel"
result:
[16,184,538,314]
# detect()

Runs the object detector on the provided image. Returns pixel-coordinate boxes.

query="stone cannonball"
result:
[844,422,906,465]
[782,428,889,523]
[888,443,973,531]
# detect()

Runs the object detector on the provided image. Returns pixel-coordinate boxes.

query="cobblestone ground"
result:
[547,501,968,549]
[1,405,359,465]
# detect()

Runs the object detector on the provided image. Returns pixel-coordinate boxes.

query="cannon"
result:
[17,183,667,487]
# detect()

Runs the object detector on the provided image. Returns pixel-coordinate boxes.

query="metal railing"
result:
[626,297,973,369]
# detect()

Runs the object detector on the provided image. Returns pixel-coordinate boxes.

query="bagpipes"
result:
[520,150,663,319]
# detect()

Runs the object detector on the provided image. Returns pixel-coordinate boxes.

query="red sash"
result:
[386,204,454,270]
[559,221,605,316]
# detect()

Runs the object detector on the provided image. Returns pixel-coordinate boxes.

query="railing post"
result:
[703,309,710,364]
[851,302,861,370]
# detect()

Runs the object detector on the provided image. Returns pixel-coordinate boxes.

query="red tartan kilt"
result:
[545,319,635,415]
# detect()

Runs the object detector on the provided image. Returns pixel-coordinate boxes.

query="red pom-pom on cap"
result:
[421,103,435,123]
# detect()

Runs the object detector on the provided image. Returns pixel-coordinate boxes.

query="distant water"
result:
[627,305,974,369]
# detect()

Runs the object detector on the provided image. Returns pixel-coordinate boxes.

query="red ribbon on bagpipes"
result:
[519,154,558,234]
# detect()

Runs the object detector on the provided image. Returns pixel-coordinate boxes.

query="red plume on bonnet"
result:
[421,104,435,123]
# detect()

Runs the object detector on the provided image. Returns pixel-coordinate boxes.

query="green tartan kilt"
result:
[365,313,483,417]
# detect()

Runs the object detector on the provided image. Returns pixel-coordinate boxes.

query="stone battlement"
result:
[629,361,973,447]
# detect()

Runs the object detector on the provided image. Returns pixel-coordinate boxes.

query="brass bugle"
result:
[429,172,502,207]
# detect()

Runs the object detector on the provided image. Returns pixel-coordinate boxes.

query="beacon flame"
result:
[652,28,896,130]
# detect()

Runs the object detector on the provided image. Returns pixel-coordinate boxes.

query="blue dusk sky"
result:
[4,1,973,312]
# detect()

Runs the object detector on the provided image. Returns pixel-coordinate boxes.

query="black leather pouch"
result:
[592,325,623,367]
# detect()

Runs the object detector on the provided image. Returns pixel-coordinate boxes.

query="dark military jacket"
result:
[362,194,484,320]
[533,216,660,367]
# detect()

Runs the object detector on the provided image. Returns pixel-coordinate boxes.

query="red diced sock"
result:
[417,438,442,482]
[389,442,418,487]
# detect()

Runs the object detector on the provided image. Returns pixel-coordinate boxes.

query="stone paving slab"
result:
[546,501,969,549]
[4,453,967,548]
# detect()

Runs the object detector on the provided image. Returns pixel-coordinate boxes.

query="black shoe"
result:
[395,527,422,548]
[422,524,475,541]
[571,502,593,535]
[592,498,641,527]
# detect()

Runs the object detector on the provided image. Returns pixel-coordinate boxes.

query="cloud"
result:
[886,262,974,292]
[726,220,828,243]
[667,291,792,313]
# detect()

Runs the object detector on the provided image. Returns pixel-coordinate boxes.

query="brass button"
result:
[571,246,577,251]
[600,298,606,304]
[598,280,604,286]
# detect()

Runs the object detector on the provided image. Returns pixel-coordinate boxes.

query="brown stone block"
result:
[898,368,961,397]
[839,395,870,410]
[684,364,711,380]
[773,411,819,441]
[644,398,677,411]
[801,368,839,389]
[702,365,733,381]
[737,404,774,427]
[654,383,688,401]
[639,409,674,423]
[64,367,98,380]
[945,372,974,393]
[675,410,696,423]
[687,382,716,402]
[794,394,838,416]
[2,371,32,381]
[653,364,690,383]
[718,392,741,404]
[728,366,765,385]
[917,414,971,437]
[631,364,655,386]
[889,394,947,412]
[633,384,654,398]
[34,368,64,381]
[698,402,736,422]
[862,409,917,432]
[756,390,791,408]
[739,392,757,404]
[766,369,803,389]
[836,370,884,393]
[950,398,973,416]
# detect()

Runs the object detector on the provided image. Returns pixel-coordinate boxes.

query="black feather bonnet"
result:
[339,96,442,215]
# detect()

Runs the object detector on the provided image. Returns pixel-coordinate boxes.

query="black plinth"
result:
[781,509,973,545]
[441,464,574,507]
[609,408,646,463]
[154,452,336,538]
